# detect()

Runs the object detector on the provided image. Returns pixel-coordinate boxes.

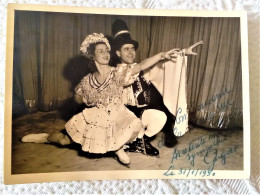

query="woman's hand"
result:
[74,94,83,104]
[163,48,181,61]
[184,40,203,55]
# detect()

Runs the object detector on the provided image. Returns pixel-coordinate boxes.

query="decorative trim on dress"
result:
[89,68,115,92]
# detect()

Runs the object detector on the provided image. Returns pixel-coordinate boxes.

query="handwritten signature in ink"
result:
[163,133,239,177]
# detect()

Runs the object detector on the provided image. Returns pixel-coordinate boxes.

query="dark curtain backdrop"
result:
[13,11,242,129]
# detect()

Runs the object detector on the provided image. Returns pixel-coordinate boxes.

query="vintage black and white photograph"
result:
[4,4,250,184]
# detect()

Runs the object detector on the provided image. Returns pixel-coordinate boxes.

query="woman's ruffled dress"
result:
[65,66,141,154]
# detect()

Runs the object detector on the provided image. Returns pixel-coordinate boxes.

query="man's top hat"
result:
[112,19,139,51]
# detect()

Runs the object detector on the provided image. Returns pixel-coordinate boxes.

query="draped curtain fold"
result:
[13,11,242,129]
[13,12,40,113]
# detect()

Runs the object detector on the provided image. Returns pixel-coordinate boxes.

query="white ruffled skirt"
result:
[65,105,141,154]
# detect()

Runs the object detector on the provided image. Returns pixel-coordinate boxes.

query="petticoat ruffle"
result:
[65,106,141,153]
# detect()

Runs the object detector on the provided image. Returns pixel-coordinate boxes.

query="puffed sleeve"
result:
[74,75,91,105]
[116,63,139,86]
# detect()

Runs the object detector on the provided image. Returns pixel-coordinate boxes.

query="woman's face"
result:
[94,43,110,65]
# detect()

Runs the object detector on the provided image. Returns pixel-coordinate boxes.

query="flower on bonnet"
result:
[80,33,111,58]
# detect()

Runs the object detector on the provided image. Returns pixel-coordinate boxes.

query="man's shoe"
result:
[164,131,178,148]
[144,135,159,157]
[124,136,159,157]
[124,138,144,153]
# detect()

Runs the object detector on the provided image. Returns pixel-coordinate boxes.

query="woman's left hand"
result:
[184,40,204,55]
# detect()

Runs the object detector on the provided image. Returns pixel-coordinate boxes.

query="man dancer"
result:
[111,19,177,156]
[111,19,203,156]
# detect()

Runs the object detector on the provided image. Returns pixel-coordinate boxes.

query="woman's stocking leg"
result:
[115,147,130,165]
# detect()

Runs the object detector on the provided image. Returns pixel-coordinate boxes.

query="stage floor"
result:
[11,111,243,174]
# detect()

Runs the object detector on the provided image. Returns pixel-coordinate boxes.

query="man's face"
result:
[116,44,136,65]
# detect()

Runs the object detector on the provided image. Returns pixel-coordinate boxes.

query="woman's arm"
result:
[129,40,203,76]
[131,48,181,75]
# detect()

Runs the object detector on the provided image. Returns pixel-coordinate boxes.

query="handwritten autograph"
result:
[173,107,188,136]
[195,87,232,112]
[163,133,239,177]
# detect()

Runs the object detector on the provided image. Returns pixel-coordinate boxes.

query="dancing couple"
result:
[22,19,203,167]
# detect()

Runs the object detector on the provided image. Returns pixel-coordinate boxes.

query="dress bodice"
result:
[75,67,124,107]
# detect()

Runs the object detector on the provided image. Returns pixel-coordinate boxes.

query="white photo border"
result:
[4,4,250,184]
